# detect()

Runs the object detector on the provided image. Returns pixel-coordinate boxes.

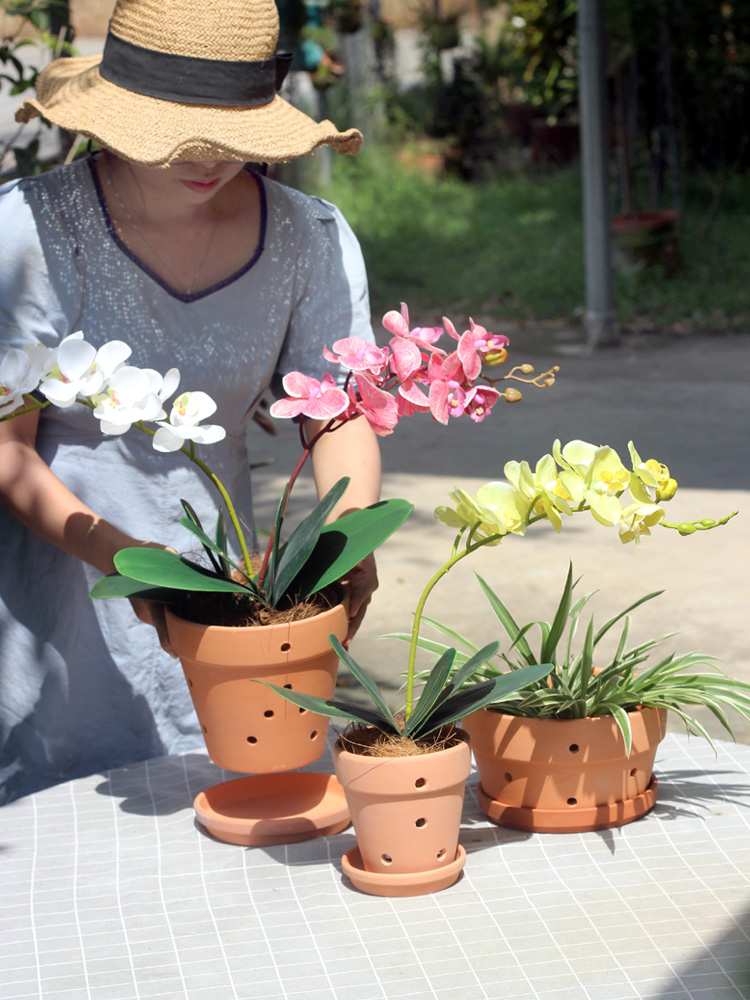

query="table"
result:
[2,734,750,1000]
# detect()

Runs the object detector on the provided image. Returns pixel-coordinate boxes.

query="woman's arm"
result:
[305,414,381,644]
[0,404,175,652]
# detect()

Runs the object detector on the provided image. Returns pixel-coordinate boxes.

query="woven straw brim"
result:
[15,56,362,165]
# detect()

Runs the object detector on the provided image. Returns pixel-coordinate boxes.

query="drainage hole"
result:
[504,772,513,783]
[246,736,258,744]
[414,777,427,788]
[264,710,274,718]
[283,683,292,690]
[381,854,393,865]
[280,642,291,652]
[436,849,447,861]
[415,817,427,828]
[299,707,307,715]
[629,768,638,778]
[310,730,319,740]
[567,797,577,806]
[568,744,580,754]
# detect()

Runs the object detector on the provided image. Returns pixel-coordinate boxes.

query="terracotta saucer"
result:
[194,772,350,846]
[477,776,659,834]
[341,844,466,897]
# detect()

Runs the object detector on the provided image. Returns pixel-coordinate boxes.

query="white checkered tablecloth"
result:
[2,733,750,1000]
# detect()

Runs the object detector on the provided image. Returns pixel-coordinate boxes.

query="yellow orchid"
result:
[476,481,531,537]
[553,440,629,527]
[618,499,665,545]
[628,442,678,502]
[434,487,508,544]
[504,454,572,532]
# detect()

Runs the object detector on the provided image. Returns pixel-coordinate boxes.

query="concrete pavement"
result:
[249,329,750,743]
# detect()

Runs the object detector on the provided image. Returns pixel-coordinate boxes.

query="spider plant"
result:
[390,564,750,753]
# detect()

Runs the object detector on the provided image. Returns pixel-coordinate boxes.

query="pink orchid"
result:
[324,338,390,378]
[445,316,510,381]
[348,374,400,436]
[426,352,472,424]
[382,302,444,354]
[269,372,349,420]
[464,386,502,423]
[388,336,423,381]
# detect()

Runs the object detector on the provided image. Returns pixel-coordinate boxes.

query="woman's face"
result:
[125,159,247,206]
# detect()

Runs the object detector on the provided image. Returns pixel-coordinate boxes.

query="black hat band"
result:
[99,32,293,107]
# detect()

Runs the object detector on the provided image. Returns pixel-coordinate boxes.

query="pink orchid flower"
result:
[426,352,472,424]
[382,302,444,354]
[444,316,510,382]
[323,338,390,378]
[464,386,502,423]
[348,373,400,436]
[269,372,349,420]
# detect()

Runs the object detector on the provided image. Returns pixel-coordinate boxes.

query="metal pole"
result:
[577,0,617,348]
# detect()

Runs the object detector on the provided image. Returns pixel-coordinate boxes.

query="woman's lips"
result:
[181,178,220,192]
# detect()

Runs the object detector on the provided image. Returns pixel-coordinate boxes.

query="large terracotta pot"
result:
[462,707,667,834]
[166,602,348,774]
[333,731,471,897]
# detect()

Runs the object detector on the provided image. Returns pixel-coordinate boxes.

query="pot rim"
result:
[164,599,348,637]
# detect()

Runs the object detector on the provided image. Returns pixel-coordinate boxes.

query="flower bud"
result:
[701,518,716,528]
[503,387,523,403]
[520,364,534,374]
[484,348,508,366]
[677,522,696,535]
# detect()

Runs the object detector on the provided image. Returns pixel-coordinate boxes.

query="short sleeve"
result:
[271,194,375,396]
[0,179,71,352]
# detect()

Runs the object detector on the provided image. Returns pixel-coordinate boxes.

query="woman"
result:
[0,0,380,804]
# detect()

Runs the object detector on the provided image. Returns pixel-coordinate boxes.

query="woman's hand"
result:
[126,541,178,657]
[339,552,378,646]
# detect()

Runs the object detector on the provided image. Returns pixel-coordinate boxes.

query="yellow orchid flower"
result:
[628,441,678,502]
[619,500,665,545]
[504,454,571,532]
[475,481,531,537]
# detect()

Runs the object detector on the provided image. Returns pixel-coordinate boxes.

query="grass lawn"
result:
[301,148,750,333]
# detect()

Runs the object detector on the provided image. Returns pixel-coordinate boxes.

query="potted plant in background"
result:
[0,304,558,846]
[392,438,741,834]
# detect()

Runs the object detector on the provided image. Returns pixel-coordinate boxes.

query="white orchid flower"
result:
[0,344,49,416]
[39,332,131,408]
[92,366,180,435]
[152,391,226,453]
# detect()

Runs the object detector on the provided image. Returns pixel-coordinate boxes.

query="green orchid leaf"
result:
[215,508,232,580]
[252,681,398,733]
[540,563,574,664]
[402,648,457,738]
[266,481,291,601]
[329,635,400,729]
[476,573,537,665]
[179,516,249,584]
[113,547,255,593]
[272,477,350,604]
[418,616,480,654]
[288,499,413,598]
[89,574,178,602]
[181,499,221,575]
[448,641,502,693]
[416,662,554,738]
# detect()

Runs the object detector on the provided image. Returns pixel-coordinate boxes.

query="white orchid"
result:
[0,344,48,416]
[92,366,180,435]
[39,332,131,408]
[152,391,226,453]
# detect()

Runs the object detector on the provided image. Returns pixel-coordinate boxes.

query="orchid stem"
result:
[404,529,501,720]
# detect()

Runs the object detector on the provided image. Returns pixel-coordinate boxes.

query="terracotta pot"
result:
[166,603,348,774]
[462,707,667,833]
[333,731,471,896]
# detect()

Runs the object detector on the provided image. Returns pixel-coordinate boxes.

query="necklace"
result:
[104,153,220,295]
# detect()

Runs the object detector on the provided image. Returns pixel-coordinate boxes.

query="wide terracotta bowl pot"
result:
[462,707,668,833]
[166,603,348,774]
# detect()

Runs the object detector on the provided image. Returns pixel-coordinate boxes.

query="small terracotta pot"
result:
[462,707,667,833]
[166,603,348,774]
[333,731,471,896]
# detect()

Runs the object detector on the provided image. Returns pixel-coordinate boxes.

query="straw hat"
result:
[15,0,362,166]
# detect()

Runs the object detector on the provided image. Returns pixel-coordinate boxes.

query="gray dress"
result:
[0,157,374,804]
